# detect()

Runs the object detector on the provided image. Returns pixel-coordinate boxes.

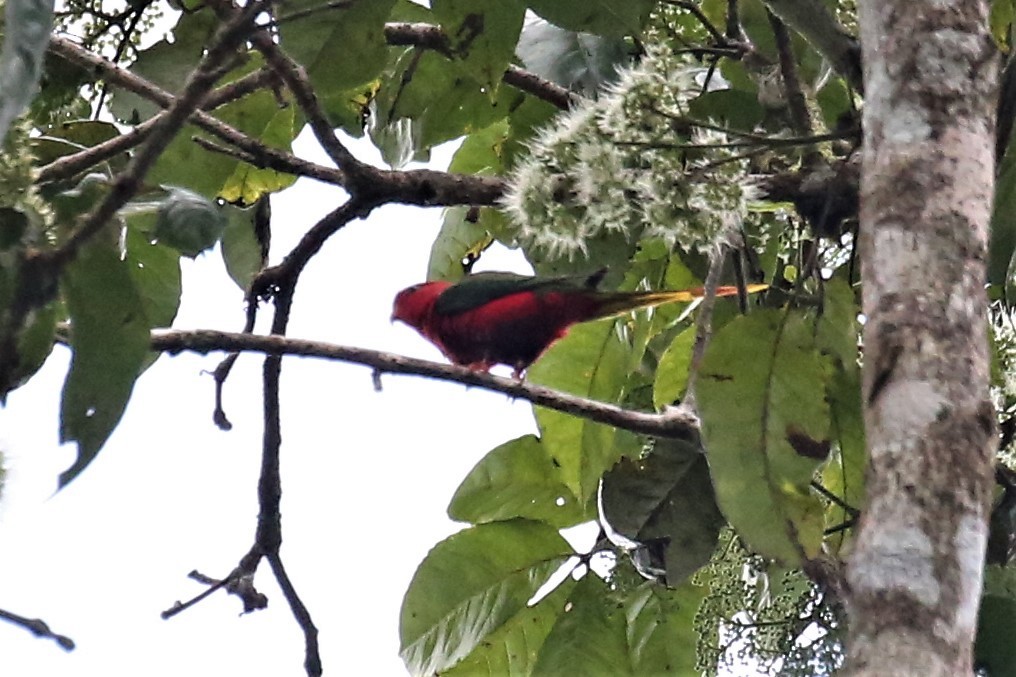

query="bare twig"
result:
[684,247,729,404]
[0,607,75,651]
[161,569,241,619]
[766,9,821,166]
[149,328,703,440]
[268,554,321,677]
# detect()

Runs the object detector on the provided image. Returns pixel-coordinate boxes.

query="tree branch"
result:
[0,607,75,651]
[762,0,862,92]
[149,328,702,440]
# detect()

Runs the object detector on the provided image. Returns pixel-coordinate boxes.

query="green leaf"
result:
[433,0,525,94]
[991,0,1016,50]
[219,99,298,204]
[449,434,585,528]
[624,579,706,676]
[378,49,524,153]
[688,89,764,132]
[220,202,265,292]
[815,279,865,539]
[444,576,577,677]
[449,119,510,175]
[108,10,216,123]
[532,574,631,676]
[601,438,725,586]
[125,226,181,329]
[652,325,696,409]
[279,0,396,92]
[504,95,558,169]
[427,206,498,282]
[527,320,641,504]
[991,130,1016,290]
[697,310,830,565]
[516,20,629,96]
[526,0,654,36]
[0,0,53,142]
[147,56,298,199]
[977,596,1016,677]
[0,250,59,391]
[59,240,150,486]
[400,519,573,676]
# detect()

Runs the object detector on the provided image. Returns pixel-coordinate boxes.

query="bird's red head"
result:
[391,280,451,330]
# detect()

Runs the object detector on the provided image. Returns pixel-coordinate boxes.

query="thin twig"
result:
[268,554,321,677]
[161,568,241,619]
[684,246,728,404]
[0,607,75,651]
[766,9,821,166]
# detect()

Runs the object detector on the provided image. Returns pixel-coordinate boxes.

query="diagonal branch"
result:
[762,0,862,92]
[149,328,702,440]
[383,22,575,110]
[0,607,75,651]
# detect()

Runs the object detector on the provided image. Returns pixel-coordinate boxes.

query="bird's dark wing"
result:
[432,270,604,317]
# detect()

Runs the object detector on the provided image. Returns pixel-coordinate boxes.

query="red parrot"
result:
[392,269,765,378]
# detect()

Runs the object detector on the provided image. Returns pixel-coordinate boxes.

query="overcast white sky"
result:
[0,133,578,675]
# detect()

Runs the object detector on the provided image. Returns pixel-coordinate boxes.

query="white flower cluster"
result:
[502,45,749,259]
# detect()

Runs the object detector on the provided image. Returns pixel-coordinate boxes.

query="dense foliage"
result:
[1,0,1015,674]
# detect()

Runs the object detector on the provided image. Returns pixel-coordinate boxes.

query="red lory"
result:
[392,269,766,378]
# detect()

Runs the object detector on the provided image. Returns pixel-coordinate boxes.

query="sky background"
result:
[0,133,601,675]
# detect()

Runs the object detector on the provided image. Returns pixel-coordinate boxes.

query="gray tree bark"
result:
[846,1,998,674]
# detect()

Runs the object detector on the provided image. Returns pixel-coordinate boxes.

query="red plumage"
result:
[392,270,762,377]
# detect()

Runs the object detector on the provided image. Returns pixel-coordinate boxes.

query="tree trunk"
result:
[846,1,998,674]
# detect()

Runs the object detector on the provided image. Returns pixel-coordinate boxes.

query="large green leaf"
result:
[449,434,585,528]
[532,574,631,676]
[125,226,181,329]
[219,97,298,204]
[147,57,298,200]
[527,320,641,505]
[433,0,526,93]
[427,206,499,282]
[108,10,216,123]
[220,201,266,292]
[623,579,705,676]
[279,0,394,93]
[0,0,53,142]
[515,19,629,96]
[0,241,59,393]
[991,126,1016,291]
[976,566,1016,677]
[526,0,654,36]
[59,239,150,486]
[444,576,577,677]
[378,49,524,153]
[448,118,510,175]
[601,437,725,586]
[652,325,696,409]
[815,279,865,541]
[977,594,1016,677]
[697,309,830,565]
[400,519,573,676]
